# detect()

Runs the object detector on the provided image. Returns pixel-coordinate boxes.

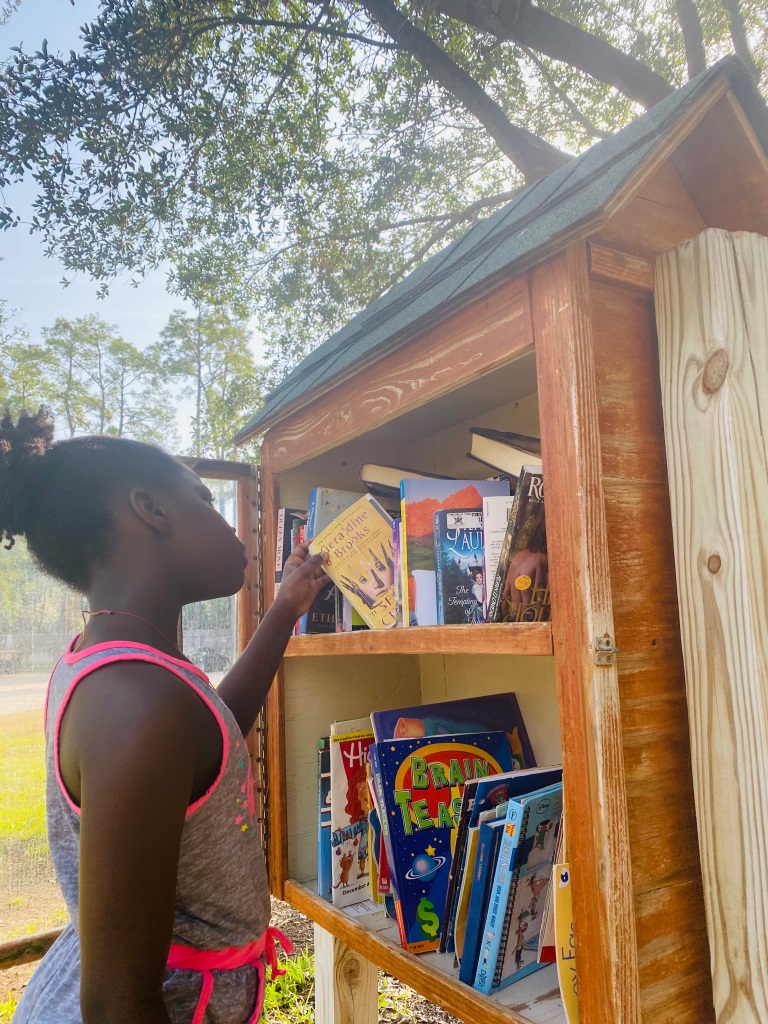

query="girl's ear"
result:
[129,488,171,535]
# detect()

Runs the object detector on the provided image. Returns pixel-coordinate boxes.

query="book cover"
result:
[482,495,514,618]
[317,737,332,902]
[467,428,542,478]
[309,495,397,630]
[329,719,375,908]
[370,693,535,771]
[373,730,515,953]
[400,479,510,626]
[274,508,307,600]
[459,815,507,984]
[392,517,403,627]
[537,818,564,964]
[365,765,383,905]
[298,488,364,634]
[454,803,504,963]
[434,509,485,625]
[487,467,549,624]
[554,863,579,1023]
[473,780,563,994]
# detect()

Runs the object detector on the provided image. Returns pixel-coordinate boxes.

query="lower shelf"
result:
[284,879,565,1024]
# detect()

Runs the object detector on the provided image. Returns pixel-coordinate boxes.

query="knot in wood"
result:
[707,554,722,574]
[701,348,729,395]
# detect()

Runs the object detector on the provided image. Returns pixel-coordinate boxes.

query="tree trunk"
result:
[673,0,706,78]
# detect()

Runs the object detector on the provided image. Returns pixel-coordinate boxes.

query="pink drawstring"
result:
[167,925,294,1023]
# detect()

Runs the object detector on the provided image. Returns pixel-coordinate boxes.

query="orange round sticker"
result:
[514,574,532,591]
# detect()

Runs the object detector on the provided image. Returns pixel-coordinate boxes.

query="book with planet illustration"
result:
[369,730,515,953]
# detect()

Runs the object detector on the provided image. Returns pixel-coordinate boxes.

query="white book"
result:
[482,495,515,618]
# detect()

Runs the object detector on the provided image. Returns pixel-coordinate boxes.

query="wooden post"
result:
[313,924,378,1024]
[655,227,768,1023]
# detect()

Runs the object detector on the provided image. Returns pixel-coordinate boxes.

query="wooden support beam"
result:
[313,923,378,1024]
[587,243,655,292]
[655,227,768,1024]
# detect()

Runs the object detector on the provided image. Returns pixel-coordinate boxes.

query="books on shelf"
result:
[317,737,332,902]
[275,508,307,600]
[359,463,454,501]
[309,494,397,630]
[434,509,485,625]
[486,466,550,624]
[400,478,510,626]
[554,862,579,1023]
[482,495,514,619]
[329,718,375,909]
[467,428,542,478]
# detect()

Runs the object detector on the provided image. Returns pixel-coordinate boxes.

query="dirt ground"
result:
[2,898,460,1023]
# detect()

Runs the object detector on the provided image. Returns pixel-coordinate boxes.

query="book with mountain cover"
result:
[308,494,397,629]
[467,428,542,478]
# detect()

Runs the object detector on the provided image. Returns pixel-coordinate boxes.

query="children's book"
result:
[537,816,565,964]
[400,478,510,626]
[473,779,563,994]
[370,730,515,953]
[434,509,485,625]
[487,466,549,624]
[309,495,397,630]
[482,495,514,618]
[365,764,383,905]
[554,863,579,1023]
[274,508,307,600]
[329,718,375,909]
[298,488,364,634]
[459,814,507,984]
[370,693,535,770]
[317,737,332,901]
[453,802,504,964]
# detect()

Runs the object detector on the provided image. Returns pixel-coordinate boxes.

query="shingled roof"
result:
[234,56,768,444]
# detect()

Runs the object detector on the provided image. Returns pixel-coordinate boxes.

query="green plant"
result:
[0,990,17,1024]
[262,945,315,1023]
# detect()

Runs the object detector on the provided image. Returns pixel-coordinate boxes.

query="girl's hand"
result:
[274,542,330,620]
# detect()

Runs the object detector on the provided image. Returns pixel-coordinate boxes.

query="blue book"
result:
[459,815,506,984]
[434,508,485,625]
[317,737,332,901]
[473,780,563,994]
[371,730,514,953]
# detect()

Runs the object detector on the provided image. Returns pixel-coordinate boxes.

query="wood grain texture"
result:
[589,278,715,1022]
[283,622,553,657]
[532,243,641,1024]
[0,927,63,969]
[588,243,655,292]
[266,276,534,473]
[655,228,768,1023]
[314,924,378,1024]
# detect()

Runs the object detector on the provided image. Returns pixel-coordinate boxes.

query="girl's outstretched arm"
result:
[60,662,222,1024]
[216,543,328,735]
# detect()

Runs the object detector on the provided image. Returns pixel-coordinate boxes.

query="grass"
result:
[0,710,47,848]
[0,990,17,1024]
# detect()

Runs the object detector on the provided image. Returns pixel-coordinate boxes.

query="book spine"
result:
[368,742,407,948]
[486,483,522,623]
[472,800,524,994]
[399,488,410,626]
[492,804,533,988]
[434,510,445,625]
[439,786,475,953]
[318,738,332,901]
[297,491,318,634]
[459,822,501,985]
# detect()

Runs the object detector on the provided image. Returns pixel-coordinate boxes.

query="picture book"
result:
[433,509,485,625]
[309,495,397,630]
[298,488,364,634]
[473,779,563,994]
[317,737,332,902]
[482,495,514,618]
[365,765,383,905]
[467,428,542,478]
[400,478,510,626]
[454,802,505,963]
[329,718,375,909]
[554,863,579,1023]
[459,815,507,984]
[486,467,549,624]
[537,817,564,964]
[359,463,454,501]
[371,730,515,953]
[370,693,535,771]
[274,508,307,600]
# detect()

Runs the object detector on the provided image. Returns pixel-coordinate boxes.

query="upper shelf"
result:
[284,622,553,657]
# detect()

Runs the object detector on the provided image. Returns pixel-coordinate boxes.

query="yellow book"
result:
[309,495,397,630]
[554,862,579,1023]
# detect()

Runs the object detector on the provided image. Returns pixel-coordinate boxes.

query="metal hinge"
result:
[593,633,620,666]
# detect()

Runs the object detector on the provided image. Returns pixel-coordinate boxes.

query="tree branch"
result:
[673,0,706,78]
[432,0,673,108]
[520,46,609,139]
[357,0,571,181]
[718,0,760,80]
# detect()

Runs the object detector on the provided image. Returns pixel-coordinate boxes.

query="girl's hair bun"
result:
[0,406,55,549]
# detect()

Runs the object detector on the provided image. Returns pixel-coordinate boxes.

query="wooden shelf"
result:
[284,622,553,658]
[284,879,564,1024]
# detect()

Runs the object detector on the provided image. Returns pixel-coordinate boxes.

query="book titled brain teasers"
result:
[309,495,396,630]
[370,731,514,953]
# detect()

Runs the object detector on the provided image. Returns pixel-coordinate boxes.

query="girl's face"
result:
[162,466,247,603]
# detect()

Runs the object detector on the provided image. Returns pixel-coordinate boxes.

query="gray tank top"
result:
[14,639,272,1023]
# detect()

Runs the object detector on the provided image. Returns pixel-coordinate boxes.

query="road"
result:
[0,672,50,715]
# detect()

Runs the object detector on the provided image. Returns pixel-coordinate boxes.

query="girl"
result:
[1,407,329,1024]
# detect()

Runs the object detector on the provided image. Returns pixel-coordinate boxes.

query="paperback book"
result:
[370,730,515,953]
[317,737,332,902]
[434,509,485,625]
[274,508,307,600]
[482,495,514,618]
[329,718,375,909]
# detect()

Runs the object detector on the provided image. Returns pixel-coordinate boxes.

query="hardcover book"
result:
[400,479,510,626]
[467,428,542,478]
[370,730,515,953]
[459,814,507,984]
[434,509,485,625]
[309,495,397,630]
[317,737,332,902]
[329,718,375,909]
[359,463,454,501]
[486,466,549,624]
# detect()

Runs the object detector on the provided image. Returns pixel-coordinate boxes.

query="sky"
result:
[0,0,186,354]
